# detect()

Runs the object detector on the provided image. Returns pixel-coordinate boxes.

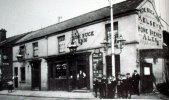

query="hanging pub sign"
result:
[138,1,163,49]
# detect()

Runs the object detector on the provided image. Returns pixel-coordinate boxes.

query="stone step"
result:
[72,89,90,93]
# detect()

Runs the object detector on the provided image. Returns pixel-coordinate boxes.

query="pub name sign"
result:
[138,2,163,49]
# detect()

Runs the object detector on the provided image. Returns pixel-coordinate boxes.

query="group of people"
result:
[93,70,140,99]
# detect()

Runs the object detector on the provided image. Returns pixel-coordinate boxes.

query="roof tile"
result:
[16,0,143,44]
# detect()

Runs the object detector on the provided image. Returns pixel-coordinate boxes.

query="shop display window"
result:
[55,63,67,78]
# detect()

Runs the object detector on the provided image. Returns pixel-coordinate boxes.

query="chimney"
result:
[0,28,7,42]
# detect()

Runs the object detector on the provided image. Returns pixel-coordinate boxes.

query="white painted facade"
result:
[12,0,165,91]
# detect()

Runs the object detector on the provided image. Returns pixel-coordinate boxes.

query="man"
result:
[116,74,123,98]
[77,70,86,89]
[93,77,99,98]
[126,73,132,98]
[100,75,107,98]
[132,70,140,96]
[107,76,117,99]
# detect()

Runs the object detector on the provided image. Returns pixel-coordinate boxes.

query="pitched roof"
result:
[0,32,31,47]
[16,0,144,44]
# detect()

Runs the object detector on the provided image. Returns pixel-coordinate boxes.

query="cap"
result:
[126,73,130,75]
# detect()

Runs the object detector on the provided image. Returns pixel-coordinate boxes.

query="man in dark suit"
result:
[93,78,99,98]
[132,70,140,96]
[126,73,132,98]
[101,75,107,98]
[107,76,117,99]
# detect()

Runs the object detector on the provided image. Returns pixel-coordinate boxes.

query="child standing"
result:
[7,77,14,93]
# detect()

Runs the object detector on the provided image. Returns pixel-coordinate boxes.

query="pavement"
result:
[0,89,168,99]
[0,90,95,99]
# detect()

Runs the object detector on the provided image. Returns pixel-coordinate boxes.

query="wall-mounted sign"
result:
[138,2,163,49]
[71,29,94,45]
[92,49,103,78]
[144,67,150,75]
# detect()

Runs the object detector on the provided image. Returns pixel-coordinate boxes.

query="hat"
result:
[126,73,130,75]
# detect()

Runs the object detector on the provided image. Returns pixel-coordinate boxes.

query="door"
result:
[14,67,18,88]
[31,61,41,90]
[141,63,153,93]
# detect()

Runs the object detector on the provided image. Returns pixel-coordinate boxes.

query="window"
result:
[19,45,25,55]
[20,67,25,82]
[49,63,67,79]
[55,63,67,78]
[33,42,38,57]
[58,36,65,53]
[105,22,118,45]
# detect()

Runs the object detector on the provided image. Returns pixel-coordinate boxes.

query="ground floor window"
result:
[49,62,67,79]
[55,63,67,78]
[48,53,90,91]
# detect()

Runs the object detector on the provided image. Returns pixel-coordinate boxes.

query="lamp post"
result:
[101,0,126,77]
[109,0,115,77]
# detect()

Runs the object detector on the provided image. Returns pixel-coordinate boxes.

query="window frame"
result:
[32,42,39,57]
[19,45,25,55]
[58,35,66,53]
[105,22,119,46]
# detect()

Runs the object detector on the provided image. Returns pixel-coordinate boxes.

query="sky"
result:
[0,0,168,37]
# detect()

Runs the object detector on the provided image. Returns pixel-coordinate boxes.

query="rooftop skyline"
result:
[0,0,168,37]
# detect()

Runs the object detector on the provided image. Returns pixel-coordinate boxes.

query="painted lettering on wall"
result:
[138,5,163,49]
[71,29,94,45]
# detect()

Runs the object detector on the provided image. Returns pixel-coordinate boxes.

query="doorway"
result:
[14,67,18,88]
[141,62,153,93]
[31,61,41,90]
[70,54,90,90]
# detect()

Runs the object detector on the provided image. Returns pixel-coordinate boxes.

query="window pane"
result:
[105,22,118,46]
[55,63,67,78]
[19,45,25,55]
[58,36,65,53]
[33,42,38,57]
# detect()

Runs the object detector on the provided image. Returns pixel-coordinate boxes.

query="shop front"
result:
[47,52,91,91]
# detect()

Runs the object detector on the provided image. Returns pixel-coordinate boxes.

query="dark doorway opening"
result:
[69,54,90,90]
[31,60,41,90]
[140,62,153,93]
[14,67,18,88]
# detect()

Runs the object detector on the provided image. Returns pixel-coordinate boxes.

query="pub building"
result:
[12,0,167,92]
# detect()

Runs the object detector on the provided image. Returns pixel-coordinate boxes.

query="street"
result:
[0,95,88,100]
[0,93,166,100]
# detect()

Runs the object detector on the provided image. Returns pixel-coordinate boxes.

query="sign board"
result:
[92,49,103,78]
[138,1,163,49]
[144,67,150,75]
